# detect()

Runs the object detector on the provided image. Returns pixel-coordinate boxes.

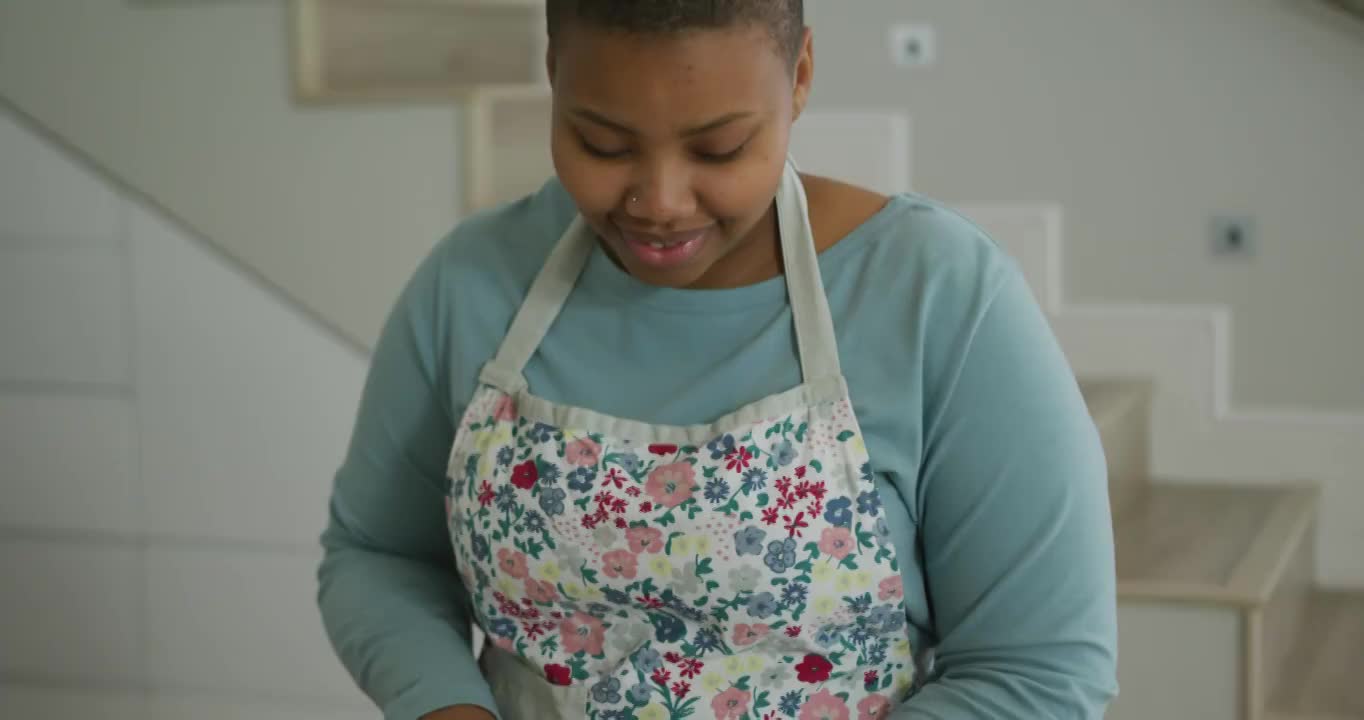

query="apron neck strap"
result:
[481,159,842,393]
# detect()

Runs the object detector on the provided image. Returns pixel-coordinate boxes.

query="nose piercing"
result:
[630,196,639,204]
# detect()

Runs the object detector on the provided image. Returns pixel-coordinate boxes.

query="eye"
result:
[694,143,747,164]
[579,139,630,160]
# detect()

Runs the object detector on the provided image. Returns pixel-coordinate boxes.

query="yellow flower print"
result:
[562,581,584,598]
[495,577,518,599]
[743,655,765,673]
[893,638,912,657]
[539,562,560,582]
[700,673,727,693]
[637,704,668,720]
[811,562,833,582]
[688,534,712,556]
[835,570,856,593]
[649,556,673,577]
[853,569,873,589]
[853,436,866,454]
[579,584,604,601]
[724,656,746,676]
[813,596,837,615]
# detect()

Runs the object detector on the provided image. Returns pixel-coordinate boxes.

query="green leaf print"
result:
[695,557,714,576]
[524,538,545,560]
[717,498,740,514]
[753,689,770,711]
[539,636,559,655]
[764,425,778,439]
[810,459,823,473]
[657,510,677,527]
[640,578,659,596]
[739,511,754,521]
[568,657,590,681]
[686,504,702,520]
[581,567,599,584]
[703,466,717,479]
[837,430,854,442]
[841,555,859,570]
[794,422,807,442]
[574,496,591,511]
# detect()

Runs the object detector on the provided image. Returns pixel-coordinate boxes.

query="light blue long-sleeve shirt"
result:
[317,179,1119,719]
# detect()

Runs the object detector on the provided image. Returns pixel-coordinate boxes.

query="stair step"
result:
[1270,591,1364,719]
[1079,378,1152,515]
[1115,482,1317,605]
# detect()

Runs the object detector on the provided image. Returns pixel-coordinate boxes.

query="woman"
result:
[318,1,1118,719]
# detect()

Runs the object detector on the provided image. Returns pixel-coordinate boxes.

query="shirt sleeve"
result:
[316,241,499,720]
[894,264,1120,719]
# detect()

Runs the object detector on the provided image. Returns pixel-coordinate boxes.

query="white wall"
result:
[0,0,460,349]
[0,108,376,719]
[808,0,1364,412]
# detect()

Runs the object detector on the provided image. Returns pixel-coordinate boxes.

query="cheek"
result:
[550,127,627,216]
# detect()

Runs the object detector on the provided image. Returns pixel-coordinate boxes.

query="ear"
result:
[791,27,814,121]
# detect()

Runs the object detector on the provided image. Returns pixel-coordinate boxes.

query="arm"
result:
[317,245,499,720]
[895,267,1119,719]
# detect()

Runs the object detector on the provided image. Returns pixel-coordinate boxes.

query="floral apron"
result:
[446,160,916,720]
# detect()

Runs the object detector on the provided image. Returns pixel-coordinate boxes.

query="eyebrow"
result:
[571,109,756,137]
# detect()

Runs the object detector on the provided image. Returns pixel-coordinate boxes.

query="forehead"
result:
[552,25,790,127]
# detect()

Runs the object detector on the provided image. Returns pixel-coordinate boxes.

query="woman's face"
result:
[548,24,813,289]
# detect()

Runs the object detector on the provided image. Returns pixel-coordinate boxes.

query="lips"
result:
[616,225,712,270]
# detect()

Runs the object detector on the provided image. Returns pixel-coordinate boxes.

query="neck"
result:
[685,201,783,289]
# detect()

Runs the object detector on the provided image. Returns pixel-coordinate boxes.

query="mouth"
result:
[616,225,712,270]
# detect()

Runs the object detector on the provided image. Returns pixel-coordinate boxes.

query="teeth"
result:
[650,241,665,249]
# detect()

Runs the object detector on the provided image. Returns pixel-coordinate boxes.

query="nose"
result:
[623,161,697,227]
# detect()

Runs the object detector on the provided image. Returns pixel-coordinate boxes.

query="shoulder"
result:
[427,178,578,289]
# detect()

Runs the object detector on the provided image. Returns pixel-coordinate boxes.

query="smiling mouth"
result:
[615,225,713,269]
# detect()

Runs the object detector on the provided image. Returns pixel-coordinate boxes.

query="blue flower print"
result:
[691,627,723,653]
[616,453,641,474]
[494,484,516,512]
[496,446,513,467]
[707,434,736,460]
[871,604,906,632]
[848,594,873,614]
[527,422,554,443]
[781,582,808,606]
[488,617,517,638]
[814,625,840,648]
[874,516,892,547]
[734,526,766,557]
[521,510,545,533]
[627,683,653,704]
[704,478,731,504]
[591,676,622,704]
[773,440,798,467]
[867,638,889,664]
[779,690,803,716]
[741,467,768,493]
[470,533,489,561]
[567,467,596,493]
[538,486,566,516]
[746,592,778,619]
[604,587,630,605]
[824,497,853,527]
[464,455,479,483]
[650,613,687,643]
[539,464,561,485]
[601,710,630,720]
[764,537,797,573]
[860,461,873,483]
[632,647,663,674]
[587,602,613,618]
[857,490,881,516]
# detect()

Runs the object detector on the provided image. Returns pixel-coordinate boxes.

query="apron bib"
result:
[446,161,916,720]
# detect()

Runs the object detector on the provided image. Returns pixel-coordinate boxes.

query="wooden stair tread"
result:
[1079,378,1152,428]
[1270,591,1364,718]
[1115,483,1317,605]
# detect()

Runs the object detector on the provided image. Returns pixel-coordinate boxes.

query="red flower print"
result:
[795,654,833,683]
[785,625,802,637]
[785,511,809,538]
[511,461,538,490]
[626,486,642,497]
[603,468,626,489]
[725,446,753,472]
[496,548,529,579]
[775,476,792,494]
[817,526,855,560]
[762,507,780,525]
[857,693,892,720]
[581,514,598,530]
[649,443,678,456]
[664,651,684,664]
[601,549,638,580]
[611,498,629,514]
[564,438,601,467]
[670,681,691,698]
[651,667,671,685]
[863,670,879,688]
[711,687,752,720]
[795,466,807,479]
[644,462,697,508]
[477,481,495,506]
[640,501,653,513]
[679,658,704,678]
[544,663,572,686]
[615,517,628,529]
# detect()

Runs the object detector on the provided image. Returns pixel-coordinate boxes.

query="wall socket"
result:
[890,24,936,68]
[1211,215,1256,258]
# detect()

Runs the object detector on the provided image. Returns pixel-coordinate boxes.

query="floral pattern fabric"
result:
[446,387,916,720]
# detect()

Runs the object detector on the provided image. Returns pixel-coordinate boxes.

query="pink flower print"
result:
[497,548,529,579]
[565,438,601,467]
[732,623,770,647]
[799,689,850,720]
[625,526,664,554]
[644,463,696,508]
[525,578,558,604]
[711,687,752,719]
[493,395,517,422]
[602,549,639,579]
[857,693,892,720]
[818,526,855,561]
[878,575,904,601]
[559,611,605,656]
[493,634,515,652]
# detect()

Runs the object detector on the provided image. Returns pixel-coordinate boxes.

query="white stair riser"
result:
[1109,601,1244,720]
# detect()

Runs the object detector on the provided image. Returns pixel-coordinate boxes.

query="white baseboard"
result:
[962,204,1364,589]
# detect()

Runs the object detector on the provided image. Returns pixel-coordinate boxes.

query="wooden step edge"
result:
[1226,481,1321,605]
[1081,377,1155,429]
